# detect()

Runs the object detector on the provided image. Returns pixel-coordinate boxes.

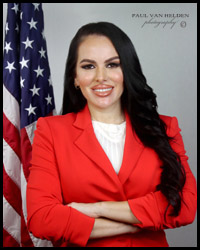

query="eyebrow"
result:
[80,56,120,64]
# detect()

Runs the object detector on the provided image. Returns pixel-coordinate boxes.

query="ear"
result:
[74,78,80,89]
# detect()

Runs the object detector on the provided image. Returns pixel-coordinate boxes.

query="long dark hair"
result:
[61,22,186,218]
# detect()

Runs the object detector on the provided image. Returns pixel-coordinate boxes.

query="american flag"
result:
[3,3,55,247]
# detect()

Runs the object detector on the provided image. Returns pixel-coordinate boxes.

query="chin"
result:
[94,99,120,110]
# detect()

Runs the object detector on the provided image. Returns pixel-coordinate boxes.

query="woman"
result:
[27,22,197,247]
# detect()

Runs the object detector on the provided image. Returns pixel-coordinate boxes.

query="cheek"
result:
[76,72,94,87]
[110,72,124,93]
[110,70,123,83]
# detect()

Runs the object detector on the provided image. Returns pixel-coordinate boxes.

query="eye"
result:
[81,64,95,70]
[106,62,120,68]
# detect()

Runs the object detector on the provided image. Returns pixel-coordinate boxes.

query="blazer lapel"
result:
[73,105,125,190]
[118,113,145,185]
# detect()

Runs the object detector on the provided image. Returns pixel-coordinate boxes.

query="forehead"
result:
[77,35,119,59]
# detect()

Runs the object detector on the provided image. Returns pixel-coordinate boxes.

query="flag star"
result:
[4,42,13,54]
[22,37,34,49]
[48,76,53,86]
[20,57,29,69]
[5,61,16,73]
[25,104,37,116]
[34,65,44,77]
[20,77,25,88]
[38,47,46,58]
[27,18,38,30]
[20,11,23,20]
[41,30,45,39]
[32,3,40,11]
[30,84,40,96]
[11,3,19,14]
[45,94,53,105]
[15,23,19,33]
[5,22,9,35]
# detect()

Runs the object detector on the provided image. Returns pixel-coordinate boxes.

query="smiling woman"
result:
[26,22,197,247]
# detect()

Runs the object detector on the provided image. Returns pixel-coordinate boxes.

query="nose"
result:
[95,66,107,83]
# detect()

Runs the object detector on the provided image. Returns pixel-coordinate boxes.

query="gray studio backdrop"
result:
[3,3,197,247]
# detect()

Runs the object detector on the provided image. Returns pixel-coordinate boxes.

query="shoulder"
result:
[36,112,77,132]
[33,113,79,145]
[159,114,173,126]
[159,114,181,137]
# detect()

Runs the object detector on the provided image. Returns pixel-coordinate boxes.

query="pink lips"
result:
[92,84,114,97]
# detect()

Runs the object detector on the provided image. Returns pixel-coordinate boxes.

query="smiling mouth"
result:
[92,85,114,97]
[93,88,113,92]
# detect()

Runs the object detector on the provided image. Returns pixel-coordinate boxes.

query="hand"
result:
[67,202,100,218]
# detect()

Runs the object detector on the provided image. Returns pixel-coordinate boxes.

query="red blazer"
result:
[27,105,197,247]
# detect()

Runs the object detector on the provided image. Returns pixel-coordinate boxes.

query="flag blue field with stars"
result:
[3,3,55,129]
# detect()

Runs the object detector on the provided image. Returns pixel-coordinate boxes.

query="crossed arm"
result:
[68,201,141,239]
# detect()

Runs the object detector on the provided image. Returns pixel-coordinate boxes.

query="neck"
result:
[88,103,125,125]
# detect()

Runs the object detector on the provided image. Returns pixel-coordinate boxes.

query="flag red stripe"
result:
[3,112,21,160]
[3,164,22,215]
[3,228,20,247]
[20,127,32,182]
[21,213,34,247]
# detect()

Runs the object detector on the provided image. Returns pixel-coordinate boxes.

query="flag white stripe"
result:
[21,164,53,247]
[21,167,28,224]
[25,121,37,145]
[3,196,21,245]
[3,84,20,131]
[3,139,21,188]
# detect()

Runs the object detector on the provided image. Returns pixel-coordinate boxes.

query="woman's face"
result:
[75,35,124,112]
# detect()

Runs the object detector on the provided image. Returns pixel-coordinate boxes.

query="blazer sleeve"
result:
[128,116,197,231]
[26,117,95,246]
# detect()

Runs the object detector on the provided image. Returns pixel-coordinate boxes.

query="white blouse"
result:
[92,120,126,174]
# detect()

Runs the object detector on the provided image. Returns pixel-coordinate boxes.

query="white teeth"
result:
[94,88,112,92]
